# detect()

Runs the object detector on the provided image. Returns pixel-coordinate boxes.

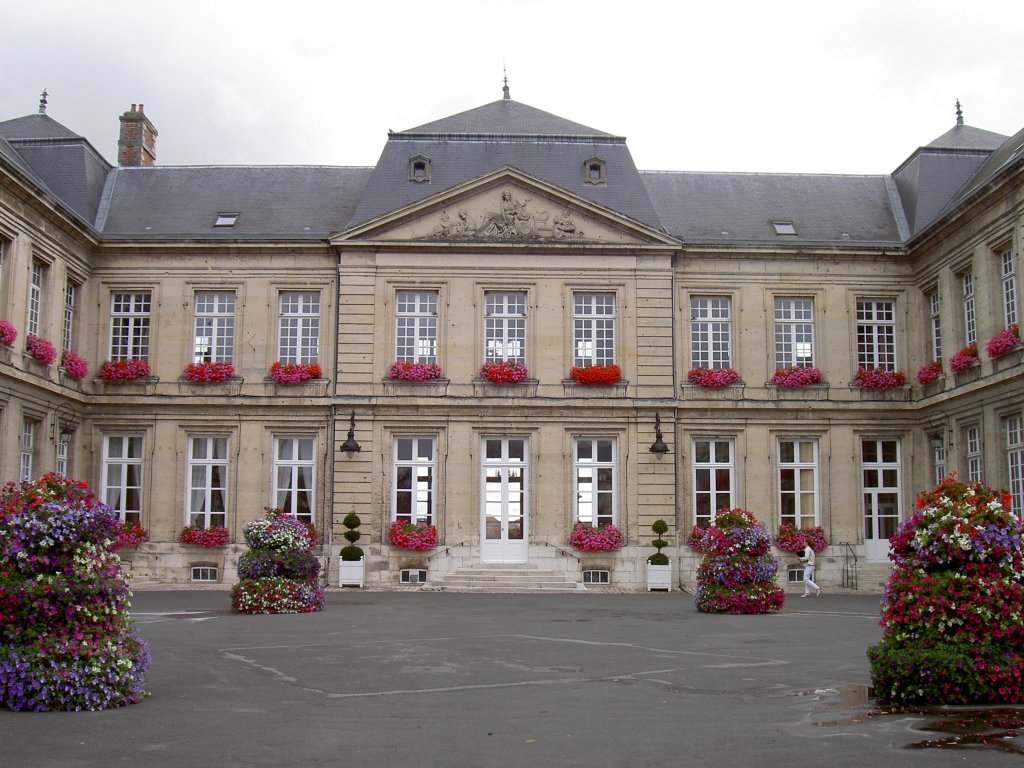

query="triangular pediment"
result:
[334,167,677,247]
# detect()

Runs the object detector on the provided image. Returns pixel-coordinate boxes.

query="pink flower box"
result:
[184,361,236,383]
[0,320,17,347]
[60,351,89,380]
[986,324,1022,359]
[851,367,906,389]
[479,360,528,384]
[949,344,979,373]
[269,361,321,384]
[769,366,824,388]
[99,360,151,382]
[915,360,943,385]
[26,335,56,365]
[570,522,624,551]
[387,362,442,381]
[687,367,741,389]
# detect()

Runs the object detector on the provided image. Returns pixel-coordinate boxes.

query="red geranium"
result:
[569,364,621,385]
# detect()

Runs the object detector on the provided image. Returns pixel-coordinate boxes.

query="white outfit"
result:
[799,547,820,596]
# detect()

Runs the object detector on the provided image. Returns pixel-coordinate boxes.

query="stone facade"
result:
[0,96,1021,590]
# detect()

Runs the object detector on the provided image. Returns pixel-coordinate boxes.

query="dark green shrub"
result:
[340,545,364,562]
[340,511,363,560]
[647,519,670,565]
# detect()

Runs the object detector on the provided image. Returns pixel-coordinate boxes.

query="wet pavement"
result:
[2,590,1020,767]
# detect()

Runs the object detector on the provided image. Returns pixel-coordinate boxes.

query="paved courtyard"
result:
[3,589,1022,766]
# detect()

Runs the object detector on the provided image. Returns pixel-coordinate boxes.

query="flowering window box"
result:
[25,335,56,365]
[387,361,442,382]
[479,360,528,384]
[773,522,828,553]
[687,367,741,389]
[113,521,148,551]
[184,361,236,383]
[986,324,1021,359]
[915,360,943,386]
[569,364,621,386]
[269,361,321,385]
[0,320,17,347]
[178,525,229,548]
[949,344,979,374]
[60,351,89,380]
[388,520,438,551]
[850,367,906,390]
[99,359,151,382]
[570,522,624,552]
[769,366,823,389]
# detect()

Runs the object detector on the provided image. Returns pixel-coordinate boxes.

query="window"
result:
[393,437,435,525]
[110,292,151,362]
[778,439,818,528]
[409,156,430,183]
[193,291,235,363]
[772,221,797,236]
[56,431,71,477]
[19,417,36,481]
[931,435,946,485]
[964,425,983,483]
[187,436,228,528]
[1007,416,1024,518]
[1001,247,1018,327]
[583,158,606,185]
[278,292,320,365]
[27,260,44,337]
[862,438,902,541]
[691,296,732,369]
[213,213,239,227]
[774,298,815,368]
[274,436,314,522]
[573,293,615,367]
[692,438,734,526]
[856,299,896,370]
[396,291,438,364]
[484,291,526,363]
[62,280,77,353]
[102,435,143,524]
[574,438,616,527]
[927,290,942,361]
[962,271,976,346]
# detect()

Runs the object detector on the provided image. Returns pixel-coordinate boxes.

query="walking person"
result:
[799,546,821,597]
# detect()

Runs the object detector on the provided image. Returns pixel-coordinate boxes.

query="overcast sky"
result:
[3,0,1022,175]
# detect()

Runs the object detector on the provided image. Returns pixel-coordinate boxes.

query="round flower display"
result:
[869,476,1024,706]
[232,508,323,614]
[695,508,784,614]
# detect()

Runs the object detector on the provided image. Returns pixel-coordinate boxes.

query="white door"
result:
[481,438,528,564]
[862,438,902,562]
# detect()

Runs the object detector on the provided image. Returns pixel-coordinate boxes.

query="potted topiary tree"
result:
[338,512,364,587]
[646,519,672,591]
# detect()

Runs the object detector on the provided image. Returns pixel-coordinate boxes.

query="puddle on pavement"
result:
[797,685,1024,753]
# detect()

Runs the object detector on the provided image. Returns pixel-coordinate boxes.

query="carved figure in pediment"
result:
[553,209,584,239]
[479,191,550,239]
[431,211,456,238]
[454,209,477,236]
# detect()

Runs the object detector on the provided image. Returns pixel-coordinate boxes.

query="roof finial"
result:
[955,98,964,126]
[38,88,48,114]
[502,65,510,100]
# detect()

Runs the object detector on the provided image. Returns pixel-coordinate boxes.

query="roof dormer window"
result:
[214,213,239,227]
[409,156,431,183]
[583,158,606,186]
[772,221,797,236]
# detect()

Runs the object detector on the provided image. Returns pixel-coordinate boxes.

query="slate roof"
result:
[349,99,664,230]
[98,165,373,239]
[643,171,904,245]
[0,113,82,140]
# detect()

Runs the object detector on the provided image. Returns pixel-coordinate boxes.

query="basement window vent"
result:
[582,569,611,585]
[400,568,428,584]
[191,563,219,582]
[214,213,239,227]
[772,221,797,236]
[788,566,805,584]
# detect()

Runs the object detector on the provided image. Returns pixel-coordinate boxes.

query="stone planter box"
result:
[23,357,52,380]
[472,379,539,397]
[338,557,365,587]
[765,384,828,401]
[382,378,450,397]
[94,376,159,395]
[179,377,244,396]
[681,383,744,400]
[561,379,629,398]
[850,385,911,402]
[992,349,1023,373]
[953,364,981,385]
[263,378,329,396]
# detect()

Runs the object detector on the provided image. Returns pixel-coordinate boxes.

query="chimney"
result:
[118,103,158,166]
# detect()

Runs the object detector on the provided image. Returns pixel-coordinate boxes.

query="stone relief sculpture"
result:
[428,191,589,241]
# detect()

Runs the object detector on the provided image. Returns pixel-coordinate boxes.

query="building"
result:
[0,90,1021,589]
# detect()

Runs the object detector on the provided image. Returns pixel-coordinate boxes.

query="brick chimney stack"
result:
[118,103,158,166]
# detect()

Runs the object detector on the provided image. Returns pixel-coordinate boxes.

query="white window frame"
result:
[395,291,438,364]
[193,291,235,364]
[27,260,44,337]
[691,296,732,369]
[187,436,229,528]
[62,281,77,353]
[773,297,815,369]
[965,424,983,483]
[273,436,315,522]
[777,438,819,528]
[856,299,896,370]
[1001,247,1018,327]
[692,438,734,526]
[1007,415,1024,518]
[19,417,35,481]
[931,435,946,486]
[484,291,527,363]
[102,434,143,524]
[278,291,320,364]
[928,290,942,361]
[392,436,435,525]
[861,438,903,541]
[110,292,151,362]
[573,437,617,528]
[962,271,977,346]
[572,292,616,367]
[56,431,71,477]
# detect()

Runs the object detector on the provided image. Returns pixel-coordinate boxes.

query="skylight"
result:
[214,213,239,227]
[772,221,797,236]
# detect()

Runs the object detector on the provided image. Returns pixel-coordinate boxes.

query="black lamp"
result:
[649,414,669,455]
[341,410,361,456]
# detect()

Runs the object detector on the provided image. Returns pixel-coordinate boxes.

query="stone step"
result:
[430,564,584,592]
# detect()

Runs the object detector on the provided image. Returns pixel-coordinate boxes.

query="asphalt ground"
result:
[3,589,1022,767]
